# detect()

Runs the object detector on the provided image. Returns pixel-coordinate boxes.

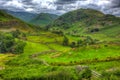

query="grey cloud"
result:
[0,0,120,16]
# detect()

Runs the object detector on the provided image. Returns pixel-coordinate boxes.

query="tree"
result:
[77,40,83,47]
[63,36,69,46]
[0,33,26,54]
[12,40,26,54]
[84,36,94,45]
[0,33,14,53]
[11,29,21,38]
[78,68,92,80]
[70,42,76,48]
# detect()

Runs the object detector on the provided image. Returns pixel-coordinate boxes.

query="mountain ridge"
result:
[49,9,120,39]
[0,10,34,32]
[30,13,58,26]
[6,10,38,23]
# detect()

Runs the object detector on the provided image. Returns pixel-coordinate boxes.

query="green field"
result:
[0,32,120,80]
[0,9,120,80]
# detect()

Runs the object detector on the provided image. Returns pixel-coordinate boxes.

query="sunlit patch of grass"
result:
[38,45,120,63]
[0,54,16,66]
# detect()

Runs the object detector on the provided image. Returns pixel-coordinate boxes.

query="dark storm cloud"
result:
[0,0,120,16]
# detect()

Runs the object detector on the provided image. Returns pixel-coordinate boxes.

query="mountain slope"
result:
[50,9,120,39]
[30,13,58,26]
[0,10,34,32]
[6,10,38,23]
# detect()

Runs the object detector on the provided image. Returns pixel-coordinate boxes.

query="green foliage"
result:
[78,68,92,79]
[84,36,95,45]
[49,9,120,41]
[69,36,95,48]
[12,40,26,54]
[52,30,63,36]
[70,42,76,48]
[77,40,83,47]
[0,33,26,54]
[62,36,69,46]
[0,9,120,80]
[0,33,15,53]
[102,70,120,80]
[11,29,21,38]
[40,70,76,80]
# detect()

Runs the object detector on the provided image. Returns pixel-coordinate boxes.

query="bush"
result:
[52,30,63,36]
[78,68,92,79]
[102,70,120,80]
[12,40,26,54]
[0,33,26,54]
[63,36,69,46]
[77,40,83,47]
[11,29,21,38]
[0,33,15,53]
[70,42,76,48]
[84,36,94,45]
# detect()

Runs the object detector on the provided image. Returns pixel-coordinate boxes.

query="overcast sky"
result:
[0,0,120,16]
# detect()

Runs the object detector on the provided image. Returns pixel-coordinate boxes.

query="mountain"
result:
[50,9,120,39]
[30,13,58,26]
[6,10,38,23]
[0,10,34,32]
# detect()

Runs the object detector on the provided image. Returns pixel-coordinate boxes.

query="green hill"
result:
[30,13,58,26]
[50,9,120,40]
[6,10,38,23]
[0,10,34,32]
[0,9,120,80]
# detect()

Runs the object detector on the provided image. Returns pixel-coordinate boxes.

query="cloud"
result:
[25,8,34,12]
[0,0,120,16]
[3,0,24,9]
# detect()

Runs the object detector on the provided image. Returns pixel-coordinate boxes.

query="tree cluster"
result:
[0,32,26,54]
[62,36,98,48]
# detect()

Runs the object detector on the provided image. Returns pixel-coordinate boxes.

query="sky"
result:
[0,0,120,16]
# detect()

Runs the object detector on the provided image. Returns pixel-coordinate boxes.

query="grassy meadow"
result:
[0,9,120,80]
[0,31,120,80]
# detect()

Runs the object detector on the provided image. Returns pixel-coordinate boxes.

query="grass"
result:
[38,44,120,63]
[24,41,50,54]
[0,9,120,80]
[0,31,120,80]
[89,61,120,72]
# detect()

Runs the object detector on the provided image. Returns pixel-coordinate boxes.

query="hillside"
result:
[6,10,38,22]
[50,9,120,40]
[30,13,58,26]
[0,8,120,80]
[0,10,34,32]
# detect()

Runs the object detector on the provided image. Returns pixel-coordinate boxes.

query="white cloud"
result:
[4,0,24,9]
[25,8,34,12]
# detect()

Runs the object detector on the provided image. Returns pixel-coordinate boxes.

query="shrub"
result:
[84,36,94,45]
[102,71,120,80]
[70,42,76,48]
[77,40,83,47]
[0,33,15,53]
[11,29,21,38]
[63,36,69,46]
[0,33,26,54]
[78,68,92,80]
[12,40,26,54]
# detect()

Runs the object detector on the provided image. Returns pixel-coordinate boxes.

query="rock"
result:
[75,65,89,73]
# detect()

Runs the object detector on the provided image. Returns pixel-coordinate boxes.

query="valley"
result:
[0,8,120,80]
